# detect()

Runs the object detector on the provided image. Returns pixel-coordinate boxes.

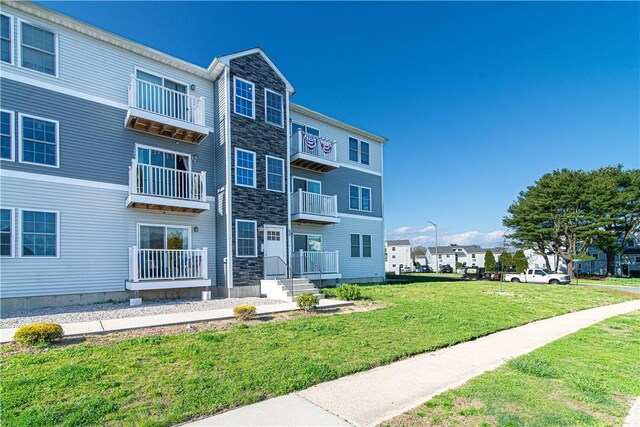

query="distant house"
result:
[425,245,504,270]
[575,235,640,277]
[385,240,412,274]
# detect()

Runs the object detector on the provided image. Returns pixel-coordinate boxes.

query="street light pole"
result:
[427,221,438,273]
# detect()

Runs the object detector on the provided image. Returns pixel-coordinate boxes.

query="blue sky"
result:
[40,1,639,248]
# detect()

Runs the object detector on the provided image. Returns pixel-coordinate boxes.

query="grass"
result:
[576,276,640,288]
[1,281,637,426]
[388,312,640,427]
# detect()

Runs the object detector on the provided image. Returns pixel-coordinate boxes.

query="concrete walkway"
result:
[0,299,352,344]
[183,299,639,427]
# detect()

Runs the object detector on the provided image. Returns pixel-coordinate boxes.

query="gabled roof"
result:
[208,48,295,93]
[291,103,388,144]
[386,240,411,246]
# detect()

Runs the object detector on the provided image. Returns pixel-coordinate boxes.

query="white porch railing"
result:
[128,75,205,126]
[291,250,339,275]
[291,190,338,218]
[129,160,207,202]
[290,129,337,163]
[129,247,208,281]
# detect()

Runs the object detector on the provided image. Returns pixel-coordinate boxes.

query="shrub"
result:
[14,322,63,346]
[335,284,362,301]
[233,305,256,321]
[296,292,319,312]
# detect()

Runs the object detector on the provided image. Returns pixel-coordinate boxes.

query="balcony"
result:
[290,130,339,173]
[291,250,341,280]
[126,247,211,290]
[125,160,210,213]
[290,190,340,224]
[125,75,208,144]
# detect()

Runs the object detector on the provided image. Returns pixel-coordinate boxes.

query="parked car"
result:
[439,264,454,273]
[505,269,571,284]
[463,267,485,280]
[415,265,432,273]
[401,266,412,273]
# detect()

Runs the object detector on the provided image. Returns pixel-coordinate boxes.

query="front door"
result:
[264,225,287,278]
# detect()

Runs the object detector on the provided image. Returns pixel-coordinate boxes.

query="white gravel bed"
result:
[0,297,288,329]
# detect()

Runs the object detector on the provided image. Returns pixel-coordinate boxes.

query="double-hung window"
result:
[266,156,284,192]
[236,220,257,257]
[350,234,360,257]
[350,234,372,258]
[265,89,283,127]
[20,21,57,76]
[234,77,255,118]
[0,14,12,64]
[348,137,370,165]
[22,210,58,257]
[1,208,12,257]
[20,114,58,167]
[292,123,319,136]
[235,148,256,188]
[1,110,14,160]
[349,185,372,212]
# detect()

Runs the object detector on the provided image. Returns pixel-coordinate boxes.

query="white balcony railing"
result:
[128,75,205,126]
[129,160,207,202]
[291,250,339,276]
[290,130,337,163]
[291,190,338,218]
[129,247,208,281]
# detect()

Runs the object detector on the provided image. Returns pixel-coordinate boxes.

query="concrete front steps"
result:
[260,278,325,301]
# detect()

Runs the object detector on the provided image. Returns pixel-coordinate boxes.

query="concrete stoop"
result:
[260,279,325,301]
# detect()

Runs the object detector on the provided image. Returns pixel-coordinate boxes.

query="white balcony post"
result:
[129,161,136,194]
[130,246,139,282]
[200,172,207,202]
[202,248,208,279]
[335,250,339,274]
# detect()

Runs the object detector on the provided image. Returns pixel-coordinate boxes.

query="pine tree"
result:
[484,250,496,272]
[512,250,528,273]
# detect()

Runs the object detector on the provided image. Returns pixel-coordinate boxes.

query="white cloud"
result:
[386,226,505,248]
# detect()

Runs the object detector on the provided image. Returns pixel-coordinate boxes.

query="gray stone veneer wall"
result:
[229,54,289,287]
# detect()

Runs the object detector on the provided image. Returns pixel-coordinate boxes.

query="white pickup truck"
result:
[505,269,571,285]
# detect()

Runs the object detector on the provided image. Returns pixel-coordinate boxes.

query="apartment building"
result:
[384,240,412,274]
[0,1,387,310]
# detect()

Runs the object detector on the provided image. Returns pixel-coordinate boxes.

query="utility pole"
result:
[427,221,438,273]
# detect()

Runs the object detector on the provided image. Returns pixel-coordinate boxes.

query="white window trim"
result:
[233,76,255,119]
[235,148,256,188]
[292,122,319,137]
[360,186,372,212]
[0,109,15,161]
[293,233,323,252]
[291,175,322,194]
[265,155,285,193]
[18,112,60,168]
[360,140,370,166]
[348,136,360,163]
[350,233,361,258]
[134,143,192,171]
[349,184,361,211]
[134,66,191,94]
[235,219,257,258]
[17,18,59,78]
[349,184,372,212]
[264,88,284,127]
[136,223,192,249]
[0,207,15,258]
[18,208,60,258]
[362,234,373,258]
[1,12,14,66]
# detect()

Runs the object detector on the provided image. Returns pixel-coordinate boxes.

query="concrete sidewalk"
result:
[184,299,639,427]
[0,299,352,343]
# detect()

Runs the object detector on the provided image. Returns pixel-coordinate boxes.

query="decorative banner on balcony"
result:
[320,139,333,154]
[304,134,318,150]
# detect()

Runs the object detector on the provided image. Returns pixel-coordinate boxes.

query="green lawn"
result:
[388,312,640,427]
[577,276,640,288]
[1,282,637,426]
